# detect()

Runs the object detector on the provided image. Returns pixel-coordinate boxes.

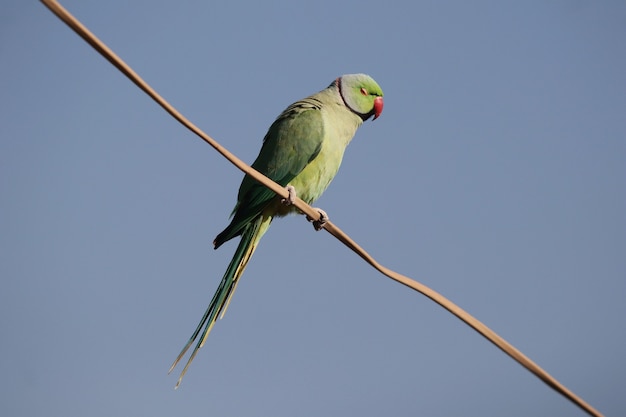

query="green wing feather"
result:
[214,97,325,248]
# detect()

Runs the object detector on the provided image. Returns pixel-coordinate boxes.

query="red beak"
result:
[373,96,384,120]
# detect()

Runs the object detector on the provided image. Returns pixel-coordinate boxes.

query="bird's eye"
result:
[360,87,368,96]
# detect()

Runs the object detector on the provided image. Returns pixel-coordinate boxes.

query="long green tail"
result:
[169,214,272,388]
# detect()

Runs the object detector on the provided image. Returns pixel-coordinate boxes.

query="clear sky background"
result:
[1,1,625,416]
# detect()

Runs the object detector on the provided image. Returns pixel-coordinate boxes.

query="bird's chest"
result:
[288,118,358,204]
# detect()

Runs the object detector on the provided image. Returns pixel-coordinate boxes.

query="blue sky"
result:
[1,1,625,416]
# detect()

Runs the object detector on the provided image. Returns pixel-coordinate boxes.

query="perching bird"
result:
[169,73,384,387]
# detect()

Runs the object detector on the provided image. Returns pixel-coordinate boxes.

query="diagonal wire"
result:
[39,1,603,416]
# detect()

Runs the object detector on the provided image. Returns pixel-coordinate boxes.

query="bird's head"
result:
[337,73,384,121]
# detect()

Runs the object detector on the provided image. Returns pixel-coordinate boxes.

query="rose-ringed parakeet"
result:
[170,73,384,387]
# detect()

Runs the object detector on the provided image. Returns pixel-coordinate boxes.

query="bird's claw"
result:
[280,186,327,230]
[307,208,329,231]
[281,185,296,206]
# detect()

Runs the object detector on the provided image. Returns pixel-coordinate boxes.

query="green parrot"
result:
[170,73,384,387]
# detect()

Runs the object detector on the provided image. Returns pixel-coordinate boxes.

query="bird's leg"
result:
[307,208,329,231]
[281,185,297,206]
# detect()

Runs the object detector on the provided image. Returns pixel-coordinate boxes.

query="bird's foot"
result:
[307,208,329,231]
[281,185,296,206]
